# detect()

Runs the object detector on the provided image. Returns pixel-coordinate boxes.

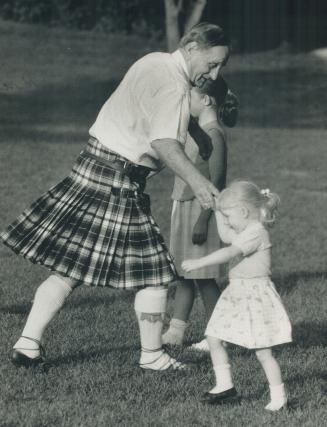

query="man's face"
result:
[188,44,229,88]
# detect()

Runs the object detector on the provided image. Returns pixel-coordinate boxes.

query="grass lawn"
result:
[0,19,327,426]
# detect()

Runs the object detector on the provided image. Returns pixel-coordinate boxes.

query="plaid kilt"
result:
[0,138,177,289]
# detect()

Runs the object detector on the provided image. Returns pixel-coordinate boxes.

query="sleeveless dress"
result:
[169,126,223,280]
[205,221,292,348]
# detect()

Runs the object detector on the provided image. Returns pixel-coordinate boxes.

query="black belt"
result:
[83,151,153,181]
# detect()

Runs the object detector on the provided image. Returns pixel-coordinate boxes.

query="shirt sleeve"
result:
[148,84,190,144]
[231,226,263,256]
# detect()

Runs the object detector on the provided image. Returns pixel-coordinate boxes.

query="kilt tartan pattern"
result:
[0,138,177,288]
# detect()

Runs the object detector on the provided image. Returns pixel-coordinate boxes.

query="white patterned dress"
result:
[205,222,292,349]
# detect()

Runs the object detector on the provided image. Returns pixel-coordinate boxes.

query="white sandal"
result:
[139,348,187,371]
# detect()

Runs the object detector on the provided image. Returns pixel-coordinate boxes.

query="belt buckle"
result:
[122,160,136,175]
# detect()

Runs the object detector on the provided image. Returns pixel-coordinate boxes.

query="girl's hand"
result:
[182,259,202,272]
[192,217,208,245]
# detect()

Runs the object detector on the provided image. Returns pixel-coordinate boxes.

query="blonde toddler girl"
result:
[182,180,292,411]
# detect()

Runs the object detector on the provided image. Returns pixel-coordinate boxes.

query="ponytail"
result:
[260,189,280,225]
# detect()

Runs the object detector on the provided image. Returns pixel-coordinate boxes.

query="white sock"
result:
[265,383,287,411]
[210,363,234,394]
[14,275,72,358]
[134,287,167,365]
[162,318,187,345]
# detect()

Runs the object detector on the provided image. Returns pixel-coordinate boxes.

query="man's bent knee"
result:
[134,287,168,320]
[53,274,77,290]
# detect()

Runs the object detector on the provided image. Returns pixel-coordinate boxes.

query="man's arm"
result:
[151,138,219,209]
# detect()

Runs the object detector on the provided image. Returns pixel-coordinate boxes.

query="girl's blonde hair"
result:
[220,180,280,226]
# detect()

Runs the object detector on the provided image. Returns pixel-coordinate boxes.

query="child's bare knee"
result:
[207,336,223,348]
[255,348,272,363]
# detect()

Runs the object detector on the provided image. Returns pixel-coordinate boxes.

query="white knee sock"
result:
[265,383,287,411]
[134,287,167,364]
[14,275,72,358]
[210,363,234,394]
[162,318,187,345]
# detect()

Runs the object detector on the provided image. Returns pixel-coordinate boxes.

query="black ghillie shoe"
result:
[11,336,46,368]
[200,387,239,405]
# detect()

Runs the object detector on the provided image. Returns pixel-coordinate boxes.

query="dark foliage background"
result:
[0,0,326,52]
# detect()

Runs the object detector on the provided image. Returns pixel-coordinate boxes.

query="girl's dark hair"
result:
[180,22,230,49]
[219,89,239,128]
[201,76,228,106]
[200,77,239,128]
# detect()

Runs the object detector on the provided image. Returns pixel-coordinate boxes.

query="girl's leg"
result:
[207,335,234,393]
[13,274,74,360]
[162,279,195,345]
[256,348,287,411]
[196,279,221,322]
[190,279,221,350]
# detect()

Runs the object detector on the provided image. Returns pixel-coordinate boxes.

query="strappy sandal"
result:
[139,348,187,371]
[11,336,46,368]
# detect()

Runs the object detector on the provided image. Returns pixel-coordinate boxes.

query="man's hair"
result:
[180,22,229,49]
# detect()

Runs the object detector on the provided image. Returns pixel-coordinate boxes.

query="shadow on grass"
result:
[273,270,327,295]
[292,320,327,348]
[1,58,327,146]
[2,270,326,315]
[0,77,120,143]
[48,345,138,368]
[227,66,327,129]
[287,370,327,391]
[0,289,136,315]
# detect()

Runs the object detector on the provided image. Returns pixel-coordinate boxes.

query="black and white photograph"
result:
[0,1,326,425]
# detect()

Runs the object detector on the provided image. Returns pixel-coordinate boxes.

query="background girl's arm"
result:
[182,245,241,272]
[192,123,227,244]
[205,124,227,192]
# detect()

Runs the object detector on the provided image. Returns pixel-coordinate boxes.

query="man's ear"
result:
[240,206,249,218]
[184,41,199,55]
[203,94,212,106]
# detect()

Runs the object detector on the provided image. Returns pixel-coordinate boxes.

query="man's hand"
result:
[190,175,219,210]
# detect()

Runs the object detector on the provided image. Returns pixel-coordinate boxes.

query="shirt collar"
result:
[171,49,190,81]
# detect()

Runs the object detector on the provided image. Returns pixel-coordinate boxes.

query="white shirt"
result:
[229,222,272,279]
[89,50,191,169]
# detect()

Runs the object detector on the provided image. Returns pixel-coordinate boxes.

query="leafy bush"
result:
[0,0,165,35]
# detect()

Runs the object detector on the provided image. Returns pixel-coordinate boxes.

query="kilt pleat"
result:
[1,139,177,289]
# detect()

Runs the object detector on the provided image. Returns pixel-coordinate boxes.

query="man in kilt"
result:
[1,23,230,371]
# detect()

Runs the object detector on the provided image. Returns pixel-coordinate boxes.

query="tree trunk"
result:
[184,0,207,34]
[164,0,207,52]
[164,0,182,52]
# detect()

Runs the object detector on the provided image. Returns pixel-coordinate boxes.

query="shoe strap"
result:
[21,336,41,345]
[141,347,162,353]
[20,336,46,357]
[139,351,166,367]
